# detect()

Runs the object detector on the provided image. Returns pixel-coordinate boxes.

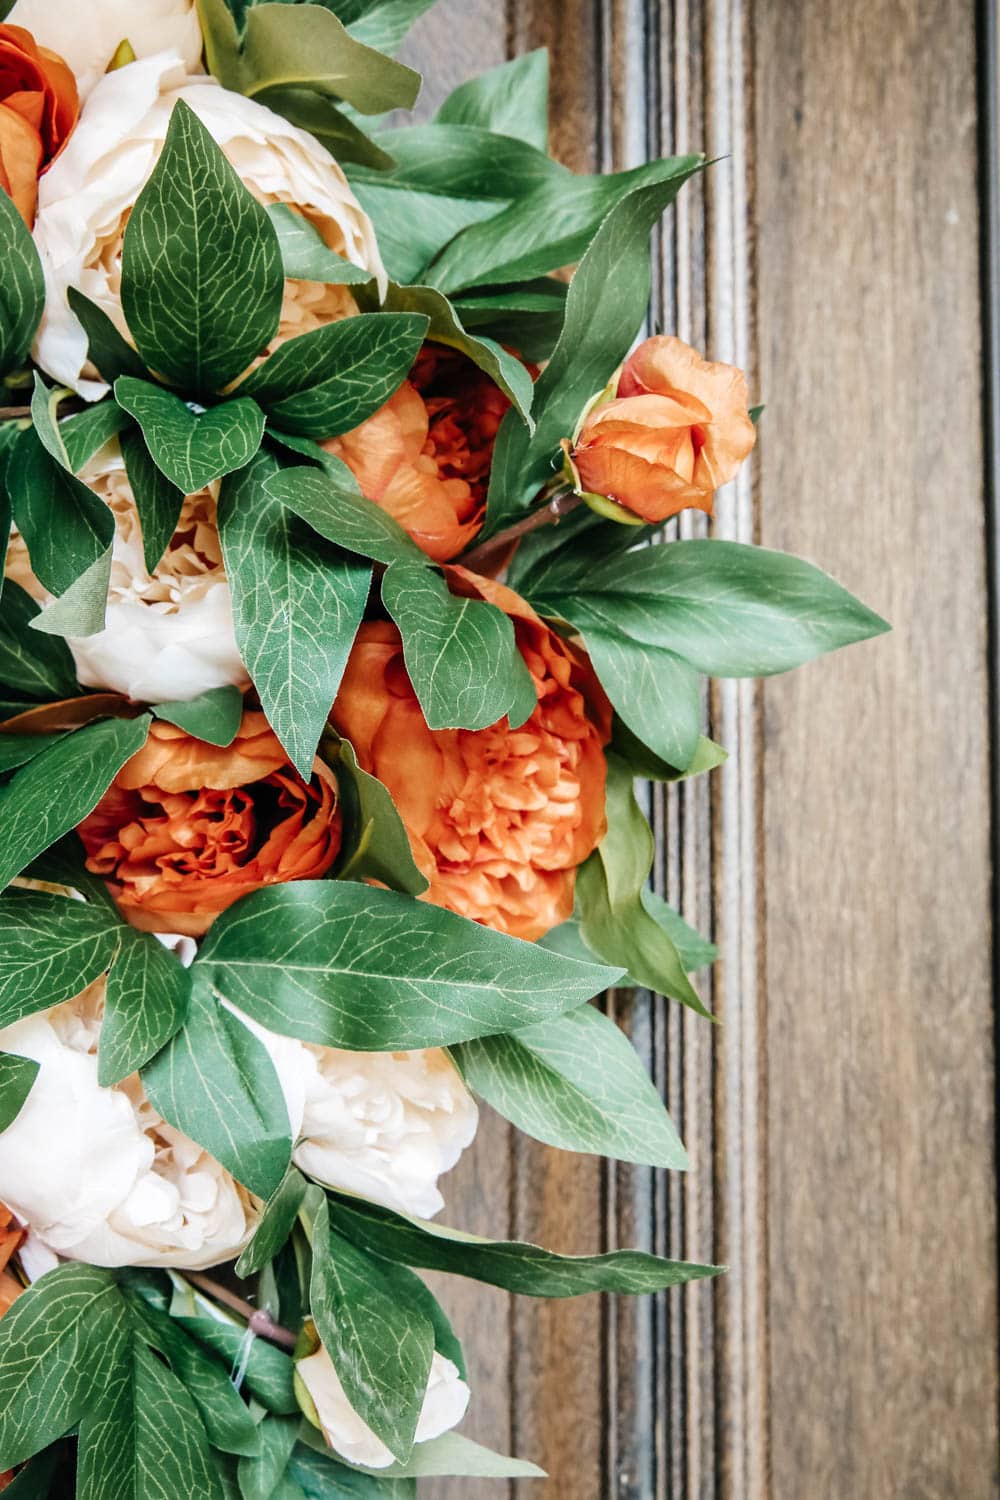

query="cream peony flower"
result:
[32,57,385,398]
[0,979,260,1269]
[7,0,203,99]
[293,1046,479,1220]
[7,438,247,702]
[298,1342,470,1470]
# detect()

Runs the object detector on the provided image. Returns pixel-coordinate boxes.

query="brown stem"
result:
[0,406,30,420]
[459,488,583,575]
[185,1271,299,1351]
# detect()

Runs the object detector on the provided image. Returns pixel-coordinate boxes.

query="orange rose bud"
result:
[78,712,342,937]
[570,335,756,524]
[0,25,78,225]
[324,344,517,563]
[331,570,611,940]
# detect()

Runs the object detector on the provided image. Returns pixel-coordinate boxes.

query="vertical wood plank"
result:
[753,1,1000,1495]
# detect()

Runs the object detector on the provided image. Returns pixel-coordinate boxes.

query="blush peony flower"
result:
[32,57,385,397]
[331,570,611,940]
[569,334,756,524]
[0,24,78,226]
[324,344,517,562]
[6,439,247,703]
[77,712,342,936]
[0,979,261,1268]
[298,1341,470,1470]
[7,0,203,100]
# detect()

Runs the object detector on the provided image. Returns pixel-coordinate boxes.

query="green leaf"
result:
[577,627,702,771]
[199,0,421,113]
[452,1002,688,1167]
[237,1414,298,1500]
[1,1447,61,1497]
[61,401,133,474]
[436,50,549,151]
[0,888,118,1028]
[263,460,426,566]
[371,1259,466,1379]
[329,1196,721,1297]
[235,1167,308,1278]
[67,288,150,386]
[0,730,64,775]
[29,372,73,469]
[381,560,537,731]
[641,891,717,972]
[266,204,373,283]
[0,1050,39,1132]
[141,977,294,1198]
[238,312,427,438]
[576,754,709,1016]
[0,715,150,892]
[610,721,726,783]
[175,1314,297,1416]
[100,927,191,1086]
[121,98,284,393]
[259,88,396,170]
[337,0,437,53]
[309,1195,434,1463]
[24,832,120,914]
[151,685,244,748]
[219,454,371,779]
[30,554,114,641]
[120,427,185,574]
[331,738,428,895]
[0,583,79,700]
[287,1442,414,1498]
[356,1432,545,1481]
[195,879,623,1050]
[115,380,265,493]
[452,281,567,363]
[0,187,44,378]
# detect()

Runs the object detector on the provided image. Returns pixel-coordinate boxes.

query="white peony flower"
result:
[7,438,248,703]
[0,979,260,1269]
[32,57,386,398]
[7,0,203,99]
[298,1342,470,1470]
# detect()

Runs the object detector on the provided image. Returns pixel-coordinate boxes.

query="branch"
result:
[459,488,583,576]
[185,1271,298,1350]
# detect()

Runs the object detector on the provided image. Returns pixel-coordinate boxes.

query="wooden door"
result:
[401,2,1000,1495]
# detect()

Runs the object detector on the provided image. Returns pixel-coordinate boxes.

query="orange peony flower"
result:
[324,344,516,563]
[331,570,611,940]
[569,335,755,524]
[0,1203,24,1323]
[77,712,342,937]
[0,25,78,225]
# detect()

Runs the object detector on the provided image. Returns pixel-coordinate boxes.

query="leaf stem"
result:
[459,485,582,575]
[184,1271,299,1350]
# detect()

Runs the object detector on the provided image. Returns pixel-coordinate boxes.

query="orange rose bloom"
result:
[0,25,78,225]
[324,344,515,563]
[78,712,342,937]
[570,335,755,523]
[331,570,611,940]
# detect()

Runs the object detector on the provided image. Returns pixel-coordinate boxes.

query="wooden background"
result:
[400,1,1000,1495]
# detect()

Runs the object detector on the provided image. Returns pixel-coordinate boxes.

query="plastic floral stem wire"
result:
[184,1271,298,1350]
[458,484,583,574]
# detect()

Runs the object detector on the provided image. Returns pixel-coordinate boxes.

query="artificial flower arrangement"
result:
[0,0,887,1492]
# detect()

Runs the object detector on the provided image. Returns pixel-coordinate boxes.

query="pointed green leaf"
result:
[0,731,65,775]
[0,187,44,378]
[338,0,437,53]
[266,204,373,283]
[151,685,244,748]
[330,738,428,896]
[115,380,265,493]
[175,1313,297,1416]
[264,459,426,566]
[356,1431,545,1481]
[235,1167,308,1279]
[99,928,191,1086]
[61,401,133,473]
[30,550,113,640]
[0,582,79,700]
[435,50,549,151]
[237,1414,298,1500]
[120,427,185,574]
[7,426,113,607]
[259,87,396,170]
[0,889,118,1028]
[0,1050,39,1132]
[29,372,72,469]
[67,287,150,386]
[609,721,726,783]
[577,626,702,771]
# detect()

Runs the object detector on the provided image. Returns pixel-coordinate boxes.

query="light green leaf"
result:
[329,1196,721,1297]
[100,927,191,1086]
[0,1050,39,1132]
[264,459,426,566]
[452,1002,688,1168]
[0,187,44,378]
[238,312,427,437]
[30,552,114,641]
[610,721,726,783]
[195,879,623,1050]
[115,380,265,493]
[358,1431,545,1481]
[141,977,294,1198]
[235,1167,308,1279]
[29,372,72,469]
[151,685,244,747]
[0,583,79,700]
[121,98,284,392]
[338,0,437,53]
[0,715,151,892]
[61,401,133,473]
[266,204,373,283]
[120,427,185,574]
[0,888,118,1028]
[381,560,537,731]
[287,1442,415,1497]
[435,50,549,151]
[67,288,150,386]
[219,454,371,778]
[309,1195,434,1463]
[641,891,717,972]
[330,738,428,895]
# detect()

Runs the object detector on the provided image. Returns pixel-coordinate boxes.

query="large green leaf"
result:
[67,288,150,386]
[141,977,294,1198]
[452,280,567,363]
[259,87,395,170]
[238,312,427,437]
[0,888,118,1028]
[121,98,284,393]
[452,1002,688,1168]
[435,50,549,151]
[236,1414,298,1500]
[578,626,702,771]
[100,927,191,1086]
[337,0,437,53]
[266,203,375,284]
[264,459,426,566]
[115,380,266,493]
[235,1166,308,1278]
[0,1050,39,1132]
[331,738,428,895]
[309,1195,434,1464]
[60,402,133,474]
[329,1197,721,1297]
[0,714,150,892]
[219,455,371,779]
[195,879,623,1050]
[150,685,244,748]
[0,582,79,700]
[287,1443,415,1498]
[352,1432,545,1481]
[381,560,537,732]
[0,187,44,377]
[0,731,65,775]
[120,427,185,574]
[173,1314,297,1416]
